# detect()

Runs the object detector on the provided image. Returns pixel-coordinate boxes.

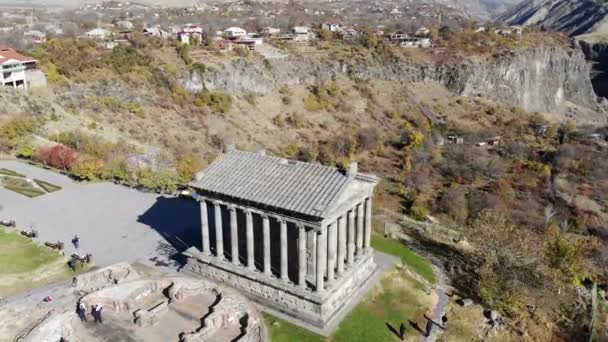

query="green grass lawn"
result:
[264,270,433,342]
[265,234,436,342]
[371,233,436,284]
[0,227,62,274]
[264,313,324,342]
[0,227,75,297]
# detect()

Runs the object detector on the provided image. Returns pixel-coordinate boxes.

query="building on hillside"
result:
[238,33,264,49]
[447,135,464,144]
[184,147,380,332]
[261,27,280,36]
[85,28,112,40]
[415,27,431,36]
[388,32,408,42]
[115,20,134,30]
[178,24,204,45]
[143,26,169,40]
[23,30,46,44]
[321,23,342,33]
[400,37,432,48]
[223,27,247,39]
[341,28,358,40]
[291,26,312,41]
[0,45,46,88]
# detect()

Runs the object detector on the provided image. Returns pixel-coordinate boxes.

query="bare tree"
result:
[544,204,557,228]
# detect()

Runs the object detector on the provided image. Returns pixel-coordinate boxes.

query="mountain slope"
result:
[437,0,521,19]
[499,0,608,36]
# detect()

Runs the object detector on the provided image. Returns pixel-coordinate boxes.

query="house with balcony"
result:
[0,45,45,89]
[178,25,204,45]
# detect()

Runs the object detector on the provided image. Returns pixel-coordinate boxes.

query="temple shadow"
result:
[138,196,202,265]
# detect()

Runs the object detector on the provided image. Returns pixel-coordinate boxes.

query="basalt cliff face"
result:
[183,43,603,114]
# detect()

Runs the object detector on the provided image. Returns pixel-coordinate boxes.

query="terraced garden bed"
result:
[0,168,62,197]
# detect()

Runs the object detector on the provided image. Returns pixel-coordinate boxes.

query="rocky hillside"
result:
[195,39,603,114]
[499,0,608,36]
[498,0,608,99]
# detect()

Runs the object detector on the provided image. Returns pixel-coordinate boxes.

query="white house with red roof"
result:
[0,45,42,89]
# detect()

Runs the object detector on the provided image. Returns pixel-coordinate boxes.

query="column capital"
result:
[261,213,269,220]
[317,225,327,235]
[228,204,237,212]
[211,200,222,206]
[244,209,252,217]
[276,216,286,224]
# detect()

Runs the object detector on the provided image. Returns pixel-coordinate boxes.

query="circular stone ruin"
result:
[13,264,266,342]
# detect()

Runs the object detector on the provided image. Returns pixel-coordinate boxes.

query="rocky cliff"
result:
[499,0,608,36]
[578,38,608,99]
[188,43,603,114]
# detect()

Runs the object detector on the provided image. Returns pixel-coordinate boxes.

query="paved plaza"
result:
[0,160,202,268]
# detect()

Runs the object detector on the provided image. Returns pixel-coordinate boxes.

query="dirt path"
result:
[420,263,449,342]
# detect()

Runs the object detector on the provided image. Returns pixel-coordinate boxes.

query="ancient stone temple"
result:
[183,147,380,333]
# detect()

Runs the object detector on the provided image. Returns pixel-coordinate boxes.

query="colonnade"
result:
[198,197,373,293]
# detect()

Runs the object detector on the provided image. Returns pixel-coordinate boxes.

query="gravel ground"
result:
[0,160,202,268]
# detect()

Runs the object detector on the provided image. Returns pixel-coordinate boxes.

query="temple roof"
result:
[191,149,377,219]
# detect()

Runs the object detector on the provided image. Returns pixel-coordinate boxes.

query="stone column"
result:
[200,199,210,256]
[280,218,288,282]
[356,202,364,255]
[230,206,239,266]
[298,224,307,289]
[316,226,327,293]
[337,215,346,275]
[213,202,224,259]
[327,222,337,285]
[364,197,372,249]
[245,209,254,271]
[347,209,355,265]
[262,214,271,276]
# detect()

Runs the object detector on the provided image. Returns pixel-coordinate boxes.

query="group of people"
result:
[77,302,104,324]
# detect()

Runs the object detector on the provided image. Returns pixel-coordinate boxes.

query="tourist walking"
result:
[93,304,103,324]
[72,235,80,249]
[77,302,87,322]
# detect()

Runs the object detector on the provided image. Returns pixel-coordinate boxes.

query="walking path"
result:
[420,263,449,342]
[0,160,200,268]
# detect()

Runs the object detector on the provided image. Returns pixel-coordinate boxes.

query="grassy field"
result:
[265,234,437,342]
[264,269,434,342]
[371,233,436,284]
[0,227,61,273]
[0,227,72,296]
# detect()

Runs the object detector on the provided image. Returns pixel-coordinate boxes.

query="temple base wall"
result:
[183,248,378,334]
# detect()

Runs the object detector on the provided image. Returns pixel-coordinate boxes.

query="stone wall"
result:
[184,250,377,330]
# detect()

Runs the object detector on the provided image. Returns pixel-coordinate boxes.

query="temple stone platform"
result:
[184,247,379,335]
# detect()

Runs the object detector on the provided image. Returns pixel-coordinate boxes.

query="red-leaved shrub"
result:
[36,145,78,170]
